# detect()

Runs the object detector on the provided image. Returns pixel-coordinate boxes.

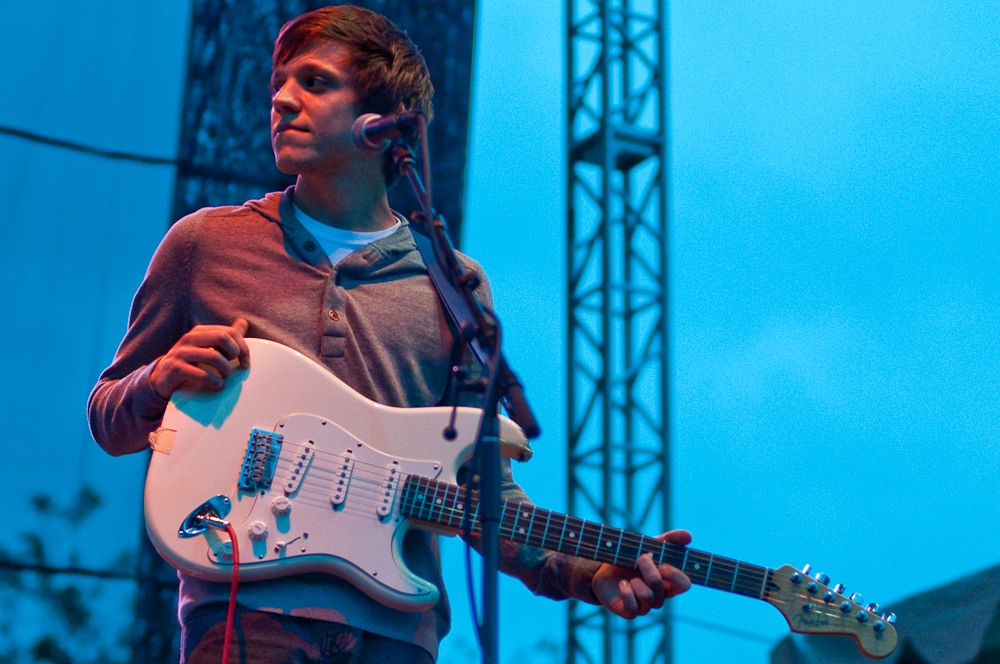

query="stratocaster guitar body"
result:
[145,338,528,611]
[144,339,897,658]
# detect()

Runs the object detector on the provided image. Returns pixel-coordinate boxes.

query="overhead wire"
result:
[0,124,176,165]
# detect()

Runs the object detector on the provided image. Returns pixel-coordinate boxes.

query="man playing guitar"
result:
[88,6,691,662]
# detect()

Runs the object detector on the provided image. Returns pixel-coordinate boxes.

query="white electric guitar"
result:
[145,339,898,659]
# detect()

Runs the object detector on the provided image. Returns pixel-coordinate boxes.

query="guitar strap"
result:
[408,219,489,371]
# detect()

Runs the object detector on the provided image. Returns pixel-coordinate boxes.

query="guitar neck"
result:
[401,475,774,600]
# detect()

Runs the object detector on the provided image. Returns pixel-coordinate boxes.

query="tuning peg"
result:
[849,592,864,605]
[866,602,880,613]
[833,583,846,594]
[882,612,897,624]
[789,571,803,584]
[802,564,812,576]
[813,572,830,585]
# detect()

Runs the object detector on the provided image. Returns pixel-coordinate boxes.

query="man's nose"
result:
[271,81,300,114]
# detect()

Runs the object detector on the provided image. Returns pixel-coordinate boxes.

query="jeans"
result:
[181,604,435,664]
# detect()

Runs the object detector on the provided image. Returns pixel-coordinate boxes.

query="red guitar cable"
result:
[222,523,240,664]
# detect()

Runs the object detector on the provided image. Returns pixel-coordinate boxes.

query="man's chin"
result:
[273,153,310,176]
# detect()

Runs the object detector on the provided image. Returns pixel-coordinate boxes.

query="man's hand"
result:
[591,529,693,619]
[150,318,251,399]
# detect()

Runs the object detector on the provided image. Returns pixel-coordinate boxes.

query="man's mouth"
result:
[274,125,309,135]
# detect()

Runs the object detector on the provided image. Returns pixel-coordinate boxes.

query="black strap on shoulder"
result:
[408,221,489,369]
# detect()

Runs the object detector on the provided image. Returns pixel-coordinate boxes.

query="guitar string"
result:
[238,474,770,598]
[266,458,765,587]
[248,434,768,587]
[407,477,769,596]
[237,443,771,595]
[267,459,768,589]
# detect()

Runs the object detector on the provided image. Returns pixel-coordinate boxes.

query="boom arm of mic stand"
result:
[391,141,540,439]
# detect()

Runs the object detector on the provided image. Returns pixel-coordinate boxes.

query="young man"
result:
[89,6,691,662]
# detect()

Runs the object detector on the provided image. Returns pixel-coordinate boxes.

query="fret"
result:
[449,484,465,528]
[639,535,650,562]
[509,503,523,539]
[683,550,712,586]
[498,501,510,537]
[427,481,442,523]
[706,555,739,591]
[659,543,686,569]
[525,506,539,547]
[539,510,554,550]
[594,524,606,563]
[555,513,570,553]
[619,532,643,567]
[571,517,584,557]
[417,478,428,520]
[401,478,777,603]
[399,478,412,516]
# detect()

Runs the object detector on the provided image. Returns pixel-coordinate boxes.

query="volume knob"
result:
[271,496,292,516]
[248,521,268,541]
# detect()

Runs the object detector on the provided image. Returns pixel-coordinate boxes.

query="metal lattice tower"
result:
[131,2,476,661]
[566,0,670,662]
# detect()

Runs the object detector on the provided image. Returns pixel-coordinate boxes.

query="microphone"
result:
[352,111,421,153]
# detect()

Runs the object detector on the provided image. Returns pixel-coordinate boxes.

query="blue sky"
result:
[1,1,999,663]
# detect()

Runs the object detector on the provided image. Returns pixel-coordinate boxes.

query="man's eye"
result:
[305,76,325,89]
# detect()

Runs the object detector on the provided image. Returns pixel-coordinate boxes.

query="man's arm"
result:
[88,213,249,456]
[591,530,692,618]
[482,464,691,617]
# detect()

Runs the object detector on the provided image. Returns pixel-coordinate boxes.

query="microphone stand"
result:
[389,124,539,664]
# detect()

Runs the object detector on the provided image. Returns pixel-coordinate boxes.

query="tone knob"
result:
[248,521,268,541]
[212,540,233,561]
[814,572,830,585]
[271,496,292,516]
[833,583,846,594]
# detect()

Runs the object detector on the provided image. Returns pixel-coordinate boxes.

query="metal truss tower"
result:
[566,0,671,663]
[132,2,476,661]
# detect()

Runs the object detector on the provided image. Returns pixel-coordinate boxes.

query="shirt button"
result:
[328,309,340,321]
[304,240,316,252]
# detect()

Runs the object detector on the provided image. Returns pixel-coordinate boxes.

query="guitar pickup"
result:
[376,460,401,517]
[329,449,355,507]
[281,439,315,495]
[238,429,283,491]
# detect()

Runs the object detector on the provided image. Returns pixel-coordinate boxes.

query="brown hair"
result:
[274,5,434,127]
[274,6,433,184]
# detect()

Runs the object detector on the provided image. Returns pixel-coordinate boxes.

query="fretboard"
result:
[400,475,773,599]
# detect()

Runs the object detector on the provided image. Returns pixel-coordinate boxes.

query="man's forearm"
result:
[88,360,169,456]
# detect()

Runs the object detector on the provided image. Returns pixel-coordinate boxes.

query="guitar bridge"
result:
[238,428,283,491]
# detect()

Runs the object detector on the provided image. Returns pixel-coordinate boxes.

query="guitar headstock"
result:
[765,564,898,659]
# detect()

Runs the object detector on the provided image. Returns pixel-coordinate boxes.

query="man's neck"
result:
[292,173,396,232]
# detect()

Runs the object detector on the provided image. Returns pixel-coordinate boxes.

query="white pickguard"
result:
[144,338,528,612]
